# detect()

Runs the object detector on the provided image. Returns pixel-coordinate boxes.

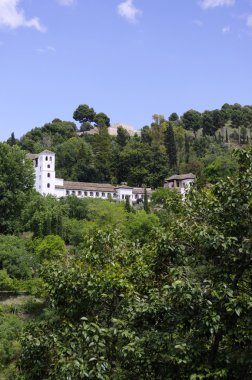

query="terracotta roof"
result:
[132,187,152,194]
[63,181,115,192]
[26,153,38,160]
[39,150,55,155]
[115,185,133,189]
[166,173,196,181]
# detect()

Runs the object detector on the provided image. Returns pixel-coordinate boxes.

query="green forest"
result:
[0,103,251,379]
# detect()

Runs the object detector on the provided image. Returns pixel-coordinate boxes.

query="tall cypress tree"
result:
[185,134,190,164]
[143,186,150,214]
[125,196,131,213]
[164,122,177,169]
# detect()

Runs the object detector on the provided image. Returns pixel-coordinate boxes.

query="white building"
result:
[27,150,151,204]
[164,173,196,196]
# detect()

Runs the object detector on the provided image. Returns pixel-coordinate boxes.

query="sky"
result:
[1,0,252,141]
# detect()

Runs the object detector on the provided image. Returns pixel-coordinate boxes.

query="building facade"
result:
[164,173,196,196]
[27,150,151,204]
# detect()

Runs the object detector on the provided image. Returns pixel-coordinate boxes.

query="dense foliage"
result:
[6,102,252,190]
[10,149,251,379]
[1,104,252,379]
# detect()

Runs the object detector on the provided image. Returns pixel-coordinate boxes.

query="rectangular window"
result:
[66,190,69,195]
[122,195,125,200]
[47,164,50,168]
[47,183,50,188]
[47,173,50,178]
[102,192,105,197]
[84,191,87,196]
[96,192,99,197]
[78,191,82,196]
[90,192,93,196]
[49,157,52,161]
[72,191,75,195]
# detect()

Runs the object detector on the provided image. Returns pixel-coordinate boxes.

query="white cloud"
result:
[57,0,75,6]
[193,19,203,27]
[117,0,142,23]
[200,0,235,9]
[0,0,46,32]
[222,26,230,33]
[247,14,252,28]
[36,45,56,54]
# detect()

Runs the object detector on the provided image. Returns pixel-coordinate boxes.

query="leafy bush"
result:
[0,235,34,280]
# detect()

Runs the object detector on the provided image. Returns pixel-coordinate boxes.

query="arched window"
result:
[47,173,50,178]
[45,156,48,161]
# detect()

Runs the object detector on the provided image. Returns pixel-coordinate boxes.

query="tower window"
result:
[47,173,50,178]
[45,156,48,161]
[47,183,50,188]
[47,164,50,168]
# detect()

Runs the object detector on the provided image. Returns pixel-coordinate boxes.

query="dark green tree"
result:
[182,109,202,137]
[143,186,150,213]
[212,109,226,140]
[164,122,177,169]
[73,104,96,126]
[184,134,190,163]
[94,112,110,128]
[0,144,34,233]
[168,112,179,122]
[124,195,131,213]
[56,137,96,182]
[6,132,18,146]
[202,110,216,136]
[91,126,112,182]
[140,126,152,145]
[226,128,229,143]
[116,127,130,147]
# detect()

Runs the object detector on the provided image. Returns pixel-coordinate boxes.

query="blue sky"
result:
[0,0,252,141]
